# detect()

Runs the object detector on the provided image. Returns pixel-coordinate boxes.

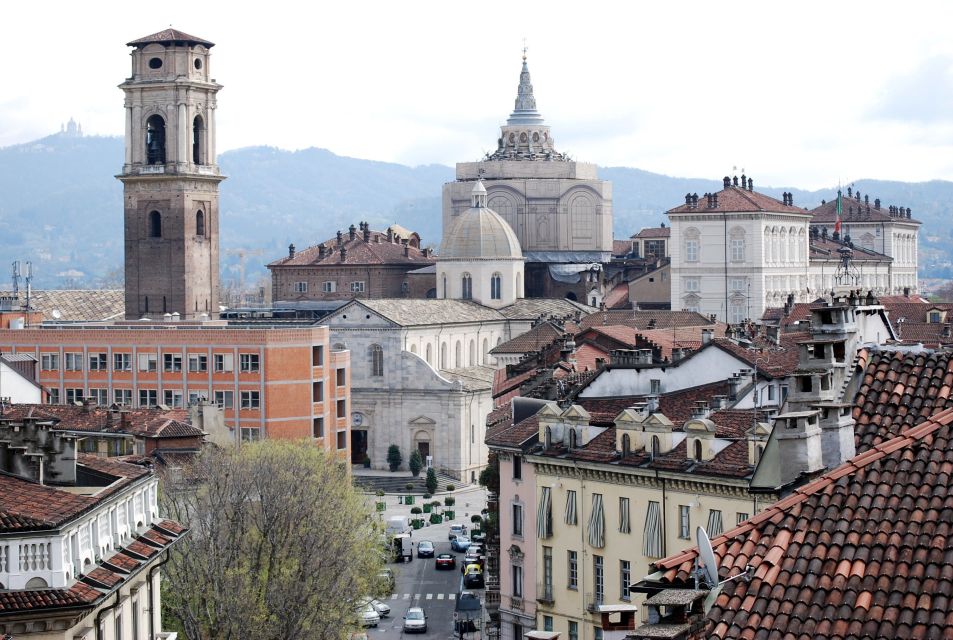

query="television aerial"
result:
[694,526,754,590]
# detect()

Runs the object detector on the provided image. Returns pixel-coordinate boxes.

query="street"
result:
[364,488,488,640]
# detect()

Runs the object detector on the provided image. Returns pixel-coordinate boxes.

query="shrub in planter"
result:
[423,503,432,513]
[409,449,424,477]
[444,496,456,507]
[362,455,371,468]
[405,483,415,491]
[405,495,415,505]
[375,489,385,498]
[444,510,455,520]
[376,502,386,512]
[411,519,423,530]
[387,444,402,472]
[426,468,438,495]
[423,493,432,500]
[429,512,443,524]
[471,514,482,524]
[446,484,455,492]
[410,506,422,515]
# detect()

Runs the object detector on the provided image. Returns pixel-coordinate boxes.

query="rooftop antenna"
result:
[24,261,33,313]
[694,526,753,590]
[11,261,20,297]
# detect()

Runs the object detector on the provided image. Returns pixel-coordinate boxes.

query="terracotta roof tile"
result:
[631,227,671,239]
[491,322,565,354]
[1,404,203,439]
[668,186,809,216]
[577,310,716,332]
[485,414,540,450]
[0,289,124,322]
[269,228,434,268]
[646,406,953,639]
[810,194,920,225]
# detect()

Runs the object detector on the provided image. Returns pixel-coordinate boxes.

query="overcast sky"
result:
[5,0,953,189]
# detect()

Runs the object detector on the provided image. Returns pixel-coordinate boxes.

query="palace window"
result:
[196,210,206,237]
[370,344,384,377]
[294,282,308,293]
[462,273,473,300]
[149,211,162,238]
[491,273,502,300]
[350,281,365,293]
[240,391,260,409]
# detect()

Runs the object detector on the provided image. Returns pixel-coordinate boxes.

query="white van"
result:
[386,516,411,537]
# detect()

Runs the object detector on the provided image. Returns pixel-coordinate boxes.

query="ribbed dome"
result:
[441,206,523,260]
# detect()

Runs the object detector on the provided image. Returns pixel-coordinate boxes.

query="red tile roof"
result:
[127,28,214,47]
[809,236,892,262]
[710,332,807,379]
[577,310,715,332]
[810,193,920,224]
[485,414,540,450]
[631,227,671,239]
[647,406,953,640]
[668,186,809,216]
[603,282,630,310]
[0,404,203,440]
[269,228,434,268]
[612,239,634,256]
[490,322,565,355]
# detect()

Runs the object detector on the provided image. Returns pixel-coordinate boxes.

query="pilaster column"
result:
[131,105,142,165]
[178,102,187,168]
[124,106,132,167]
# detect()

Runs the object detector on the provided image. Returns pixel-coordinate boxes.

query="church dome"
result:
[441,182,523,260]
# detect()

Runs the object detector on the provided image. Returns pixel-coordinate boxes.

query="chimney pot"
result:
[733,175,739,187]
[723,176,731,188]
[349,224,357,240]
[318,244,326,258]
[363,226,371,242]
[747,177,753,191]
[874,198,880,210]
[340,246,347,259]
[336,230,343,245]
[288,243,296,259]
[847,186,852,197]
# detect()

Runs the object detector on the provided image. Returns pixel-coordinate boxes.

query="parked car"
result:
[403,606,428,633]
[463,566,485,589]
[417,540,435,558]
[361,597,391,618]
[450,535,471,552]
[359,603,380,627]
[448,524,467,540]
[376,568,395,596]
[461,562,481,575]
[470,530,486,543]
[463,549,483,567]
[435,553,456,570]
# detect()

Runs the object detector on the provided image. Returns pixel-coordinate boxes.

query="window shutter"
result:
[587,494,605,549]
[223,353,234,372]
[643,501,662,557]
[537,487,552,539]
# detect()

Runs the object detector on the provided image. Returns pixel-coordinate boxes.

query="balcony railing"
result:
[509,596,524,612]
[537,583,554,604]
[585,591,605,612]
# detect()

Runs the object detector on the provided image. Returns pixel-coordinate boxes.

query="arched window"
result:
[482,338,488,364]
[569,429,578,449]
[491,273,502,300]
[149,211,162,238]
[779,228,788,262]
[370,344,383,377]
[410,344,418,354]
[455,341,462,368]
[545,426,552,448]
[196,210,205,237]
[756,444,764,464]
[729,227,745,262]
[25,577,49,589]
[516,272,522,298]
[426,344,433,365]
[440,343,447,369]
[469,340,476,366]
[651,436,660,458]
[764,227,772,262]
[621,433,630,456]
[192,115,205,165]
[441,273,447,298]
[684,227,701,262]
[693,439,703,461]
[145,114,166,165]
[461,273,472,300]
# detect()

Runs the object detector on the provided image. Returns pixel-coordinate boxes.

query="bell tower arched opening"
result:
[145,114,166,165]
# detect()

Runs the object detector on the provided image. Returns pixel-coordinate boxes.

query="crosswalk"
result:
[391,592,456,601]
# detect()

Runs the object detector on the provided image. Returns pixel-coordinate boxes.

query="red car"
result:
[435,553,456,570]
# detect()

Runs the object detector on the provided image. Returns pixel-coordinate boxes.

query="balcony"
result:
[586,591,605,613]
[537,583,554,605]
[508,596,523,612]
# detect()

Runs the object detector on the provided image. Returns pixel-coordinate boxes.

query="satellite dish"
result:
[695,526,718,588]
[51,309,62,319]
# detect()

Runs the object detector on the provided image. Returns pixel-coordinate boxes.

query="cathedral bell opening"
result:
[146,115,166,164]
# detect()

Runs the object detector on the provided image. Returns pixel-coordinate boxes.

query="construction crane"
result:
[224,248,265,305]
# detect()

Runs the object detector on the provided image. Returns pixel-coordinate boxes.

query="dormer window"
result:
[544,426,552,449]
[693,439,703,462]
[621,433,630,456]
[651,436,660,458]
[569,429,578,449]
[930,311,942,323]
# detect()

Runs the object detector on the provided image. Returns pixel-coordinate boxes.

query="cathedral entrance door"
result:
[351,430,368,464]
[417,441,430,459]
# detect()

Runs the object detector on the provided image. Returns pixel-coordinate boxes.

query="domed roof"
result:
[441,183,523,260]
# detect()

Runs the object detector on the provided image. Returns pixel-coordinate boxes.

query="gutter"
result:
[147,550,173,640]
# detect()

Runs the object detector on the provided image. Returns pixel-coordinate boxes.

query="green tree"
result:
[478,451,500,494]
[387,444,402,472]
[426,467,438,495]
[160,440,383,640]
[409,449,424,477]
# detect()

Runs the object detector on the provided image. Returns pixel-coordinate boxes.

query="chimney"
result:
[847,186,852,197]
[864,194,869,205]
[387,228,394,242]
[906,207,912,218]
[701,328,713,344]
[691,401,710,419]
[727,373,740,400]
[318,244,327,258]
[340,246,347,260]
[644,394,660,413]
[348,224,357,240]
[713,193,718,208]
[747,177,753,191]
[403,240,410,257]
[288,243,296,259]
[120,409,130,428]
[363,224,371,242]
[685,193,692,206]
[336,230,343,245]
[82,397,94,413]
[723,176,731,188]
[692,193,699,208]
[733,175,739,187]
[874,198,881,210]
[944,324,951,339]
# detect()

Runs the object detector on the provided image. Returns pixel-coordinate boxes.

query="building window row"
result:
[37,351,264,374]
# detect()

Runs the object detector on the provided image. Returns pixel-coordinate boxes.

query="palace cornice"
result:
[668,212,811,222]
[529,457,756,498]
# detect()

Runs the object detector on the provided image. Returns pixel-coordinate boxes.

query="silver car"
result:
[403,606,427,633]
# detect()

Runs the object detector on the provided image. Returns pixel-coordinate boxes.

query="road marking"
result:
[448,593,456,601]
[437,593,445,600]
[414,594,421,600]
[390,594,399,600]
[403,593,410,600]
[426,593,433,600]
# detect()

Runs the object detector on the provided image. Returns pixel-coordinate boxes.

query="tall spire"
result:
[507,48,545,126]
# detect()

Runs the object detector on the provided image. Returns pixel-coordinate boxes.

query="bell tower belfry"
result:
[118,28,224,320]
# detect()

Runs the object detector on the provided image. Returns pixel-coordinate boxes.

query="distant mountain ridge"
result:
[0,132,950,288]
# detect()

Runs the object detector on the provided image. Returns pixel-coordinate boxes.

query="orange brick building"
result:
[0,322,351,456]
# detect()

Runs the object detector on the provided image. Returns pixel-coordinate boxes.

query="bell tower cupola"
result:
[118,28,224,320]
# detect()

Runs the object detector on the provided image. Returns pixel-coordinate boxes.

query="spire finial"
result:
[522,38,528,62]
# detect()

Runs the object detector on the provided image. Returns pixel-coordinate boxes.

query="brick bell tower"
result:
[119,28,224,320]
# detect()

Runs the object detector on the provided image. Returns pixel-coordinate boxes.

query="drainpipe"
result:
[724,211,729,323]
[658,471,668,559]
[147,550,173,640]
[96,592,121,640]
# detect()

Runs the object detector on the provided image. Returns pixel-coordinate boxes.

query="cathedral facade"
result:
[442,55,612,303]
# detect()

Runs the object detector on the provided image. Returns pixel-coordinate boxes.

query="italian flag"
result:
[834,190,843,235]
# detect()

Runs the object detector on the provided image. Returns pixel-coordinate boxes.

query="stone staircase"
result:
[352,469,465,494]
